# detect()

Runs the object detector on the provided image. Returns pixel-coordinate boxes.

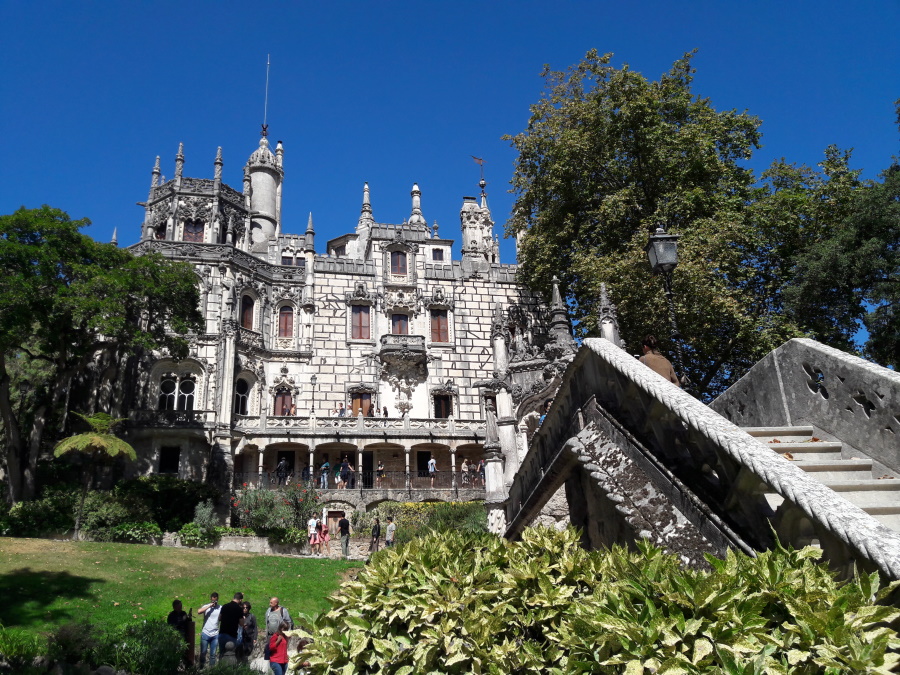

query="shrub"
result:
[299,527,900,674]
[350,501,486,544]
[95,621,185,675]
[231,488,292,531]
[46,621,102,667]
[112,520,163,543]
[0,488,77,537]
[115,475,220,532]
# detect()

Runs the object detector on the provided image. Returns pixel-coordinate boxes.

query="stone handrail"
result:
[251,414,485,435]
[711,338,900,474]
[130,409,215,426]
[512,338,900,580]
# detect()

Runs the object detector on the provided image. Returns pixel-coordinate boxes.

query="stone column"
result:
[257,448,264,486]
[357,448,364,490]
[497,388,519,487]
[308,446,315,484]
[404,446,411,490]
[483,401,507,535]
[450,445,457,490]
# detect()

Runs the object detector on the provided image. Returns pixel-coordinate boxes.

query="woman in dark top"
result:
[240,601,257,660]
[370,517,381,553]
[268,620,291,675]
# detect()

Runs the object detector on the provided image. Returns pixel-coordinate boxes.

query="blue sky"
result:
[1,1,898,265]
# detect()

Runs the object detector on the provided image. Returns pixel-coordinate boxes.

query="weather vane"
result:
[261,54,271,138]
[471,156,486,196]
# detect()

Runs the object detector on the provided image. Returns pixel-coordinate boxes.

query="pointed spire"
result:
[432,220,439,239]
[597,283,623,348]
[305,212,315,252]
[174,142,184,179]
[151,156,161,188]
[549,276,575,348]
[214,146,223,181]
[551,276,564,310]
[357,182,374,228]
[110,228,118,246]
[408,183,426,226]
[275,140,283,168]
[479,176,488,209]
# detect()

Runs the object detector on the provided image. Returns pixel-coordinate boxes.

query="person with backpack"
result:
[264,596,293,642]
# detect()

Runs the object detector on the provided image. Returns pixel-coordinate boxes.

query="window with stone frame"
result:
[390,251,408,275]
[351,305,370,339]
[159,446,181,474]
[333,245,346,257]
[281,254,294,266]
[350,392,372,417]
[234,379,250,416]
[432,248,444,262]
[433,394,453,419]
[177,377,196,411]
[278,306,293,338]
[241,295,255,329]
[391,313,409,335]
[183,219,204,243]
[274,389,293,417]
[430,309,449,343]
[158,377,177,411]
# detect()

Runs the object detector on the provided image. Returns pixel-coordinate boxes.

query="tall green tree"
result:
[505,51,897,397]
[0,206,203,503]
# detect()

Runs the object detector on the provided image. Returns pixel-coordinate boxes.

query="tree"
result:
[505,51,896,397]
[54,411,136,538]
[0,206,203,503]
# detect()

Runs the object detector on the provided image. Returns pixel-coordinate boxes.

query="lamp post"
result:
[644,226,689,388]
[310,375,317,416]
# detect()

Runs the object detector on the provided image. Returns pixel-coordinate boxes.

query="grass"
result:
[0,537,361,634]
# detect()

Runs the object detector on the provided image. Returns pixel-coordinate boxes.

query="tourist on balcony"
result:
[382,406,389,427]
[460,458,470,486]
[639,334,680,387]
[475,458,485,487]
[385,516,396,547]
[340,457,351,488]
[376,460,385,488]
[319,460,330,489]
[288,403,296,416]
[275,458,289,486]
[428,455,437,487]
[338,402,346,417]
[370,517,381,553]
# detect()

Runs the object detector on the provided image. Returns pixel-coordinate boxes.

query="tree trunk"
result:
[0,353,25,504]
[74,471,89,540]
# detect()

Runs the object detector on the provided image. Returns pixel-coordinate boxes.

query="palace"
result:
[100,132,575,519]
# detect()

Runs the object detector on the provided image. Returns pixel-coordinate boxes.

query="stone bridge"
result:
[503,338,900,581]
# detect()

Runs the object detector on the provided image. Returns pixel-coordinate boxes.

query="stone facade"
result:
[93,134,574,518]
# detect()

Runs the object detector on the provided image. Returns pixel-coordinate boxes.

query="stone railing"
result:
[237,326,262,349]
[234,470,480,492]
[253,415,484,435]
[273,336,296,351]
[508,338,900,580]
[711,338,900,474]
[379,334,426,349]
[130,409,215,427]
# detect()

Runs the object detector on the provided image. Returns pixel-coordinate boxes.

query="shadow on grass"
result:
[0,568,104,628]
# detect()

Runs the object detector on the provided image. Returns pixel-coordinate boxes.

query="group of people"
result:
[305,513,331,556]
[328,402,390,419]
[458,457,485,487]
[367,515,396,553]
[167,593,308,674]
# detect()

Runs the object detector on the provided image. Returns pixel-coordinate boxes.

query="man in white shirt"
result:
[197,592,222,667]
[307,514,318,554]
[427,456,437,487]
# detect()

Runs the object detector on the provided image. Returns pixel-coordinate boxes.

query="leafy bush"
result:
[95,621,185,675]
[115,475,220,532]
[112,520,163,543]
[300,527,900,674]
[266,527,308,546]
[350,501,486,543]
[231,483,320,532]
[193,499,219,531]
[0,625,46,673]
[46,621,102,667]
[0,488,77,537]
[177,521,216,548]
[80,490,151,540]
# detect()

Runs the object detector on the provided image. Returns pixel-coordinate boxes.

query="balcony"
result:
[130,409,215,428]
[232,470,485,497]
[378,334,426,367]
[254,414,484,435]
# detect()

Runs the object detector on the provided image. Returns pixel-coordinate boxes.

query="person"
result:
[314,518,323,556]
[218,592,245,659]
[320,521,331,557]
[307,513,319,552]
[370,517,381,553]
[639,334,680,387]
[385,516,396,547]
[197,592,222,668]
[460,458,470,486]
[338,402,346,417]
[319,459,330,489]
[340,456,351,489]
[264,597,293,642]
[240,601,257,661]
[476,458,485,487]
[267,620,291,675]
[301,464,311,484]
[347,463,356,489]
[338,514,351,559]
[381,405,389,427]
[288,402,297,416]
[539,400,551,425]
[334,463,343,489]
[376,459,385,488]
[427,455,437,487]
[367,405,375,418]
[276,457,289,486]
[167,599,191,665]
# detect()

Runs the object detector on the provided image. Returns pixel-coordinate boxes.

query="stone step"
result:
[761,441,844,461]
[743,426,817,443]
[790,459,874,482]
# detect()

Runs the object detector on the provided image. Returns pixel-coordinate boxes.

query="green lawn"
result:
[0,537,360,633]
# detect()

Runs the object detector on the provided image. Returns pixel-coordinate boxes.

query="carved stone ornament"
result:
[347,383,378,394]
[430,379,458,395]
[268,365,299,395]
[423,286,454,310]
[178,196,214,221]
[473,371,511,393]
[273,285,300,303]
[380,288,422,316]
[345,282,375,305]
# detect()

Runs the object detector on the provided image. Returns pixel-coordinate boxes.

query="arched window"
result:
[278,306,293,337]
[390,251,407,275]
[183,219,204,243]
[158,377,177,411]
[178,378,195,411]
[241,296,255,329]
[274,389,293,417]
[391,313,409,335]
[234,379,250,416]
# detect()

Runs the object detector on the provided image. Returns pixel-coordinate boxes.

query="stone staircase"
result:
[745,426,900,532]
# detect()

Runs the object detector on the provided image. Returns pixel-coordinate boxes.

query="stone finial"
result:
[174,142,184,179]
[305,212,315,252]
[110,227,118,246]
[597,283,624,348]
[151,155,161,188]
[432,220,439,238]
[408,183,426,226]
[357,182,374,228]
[275,140,284,168]
[551,276,565,310]
[214,146,223,181]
